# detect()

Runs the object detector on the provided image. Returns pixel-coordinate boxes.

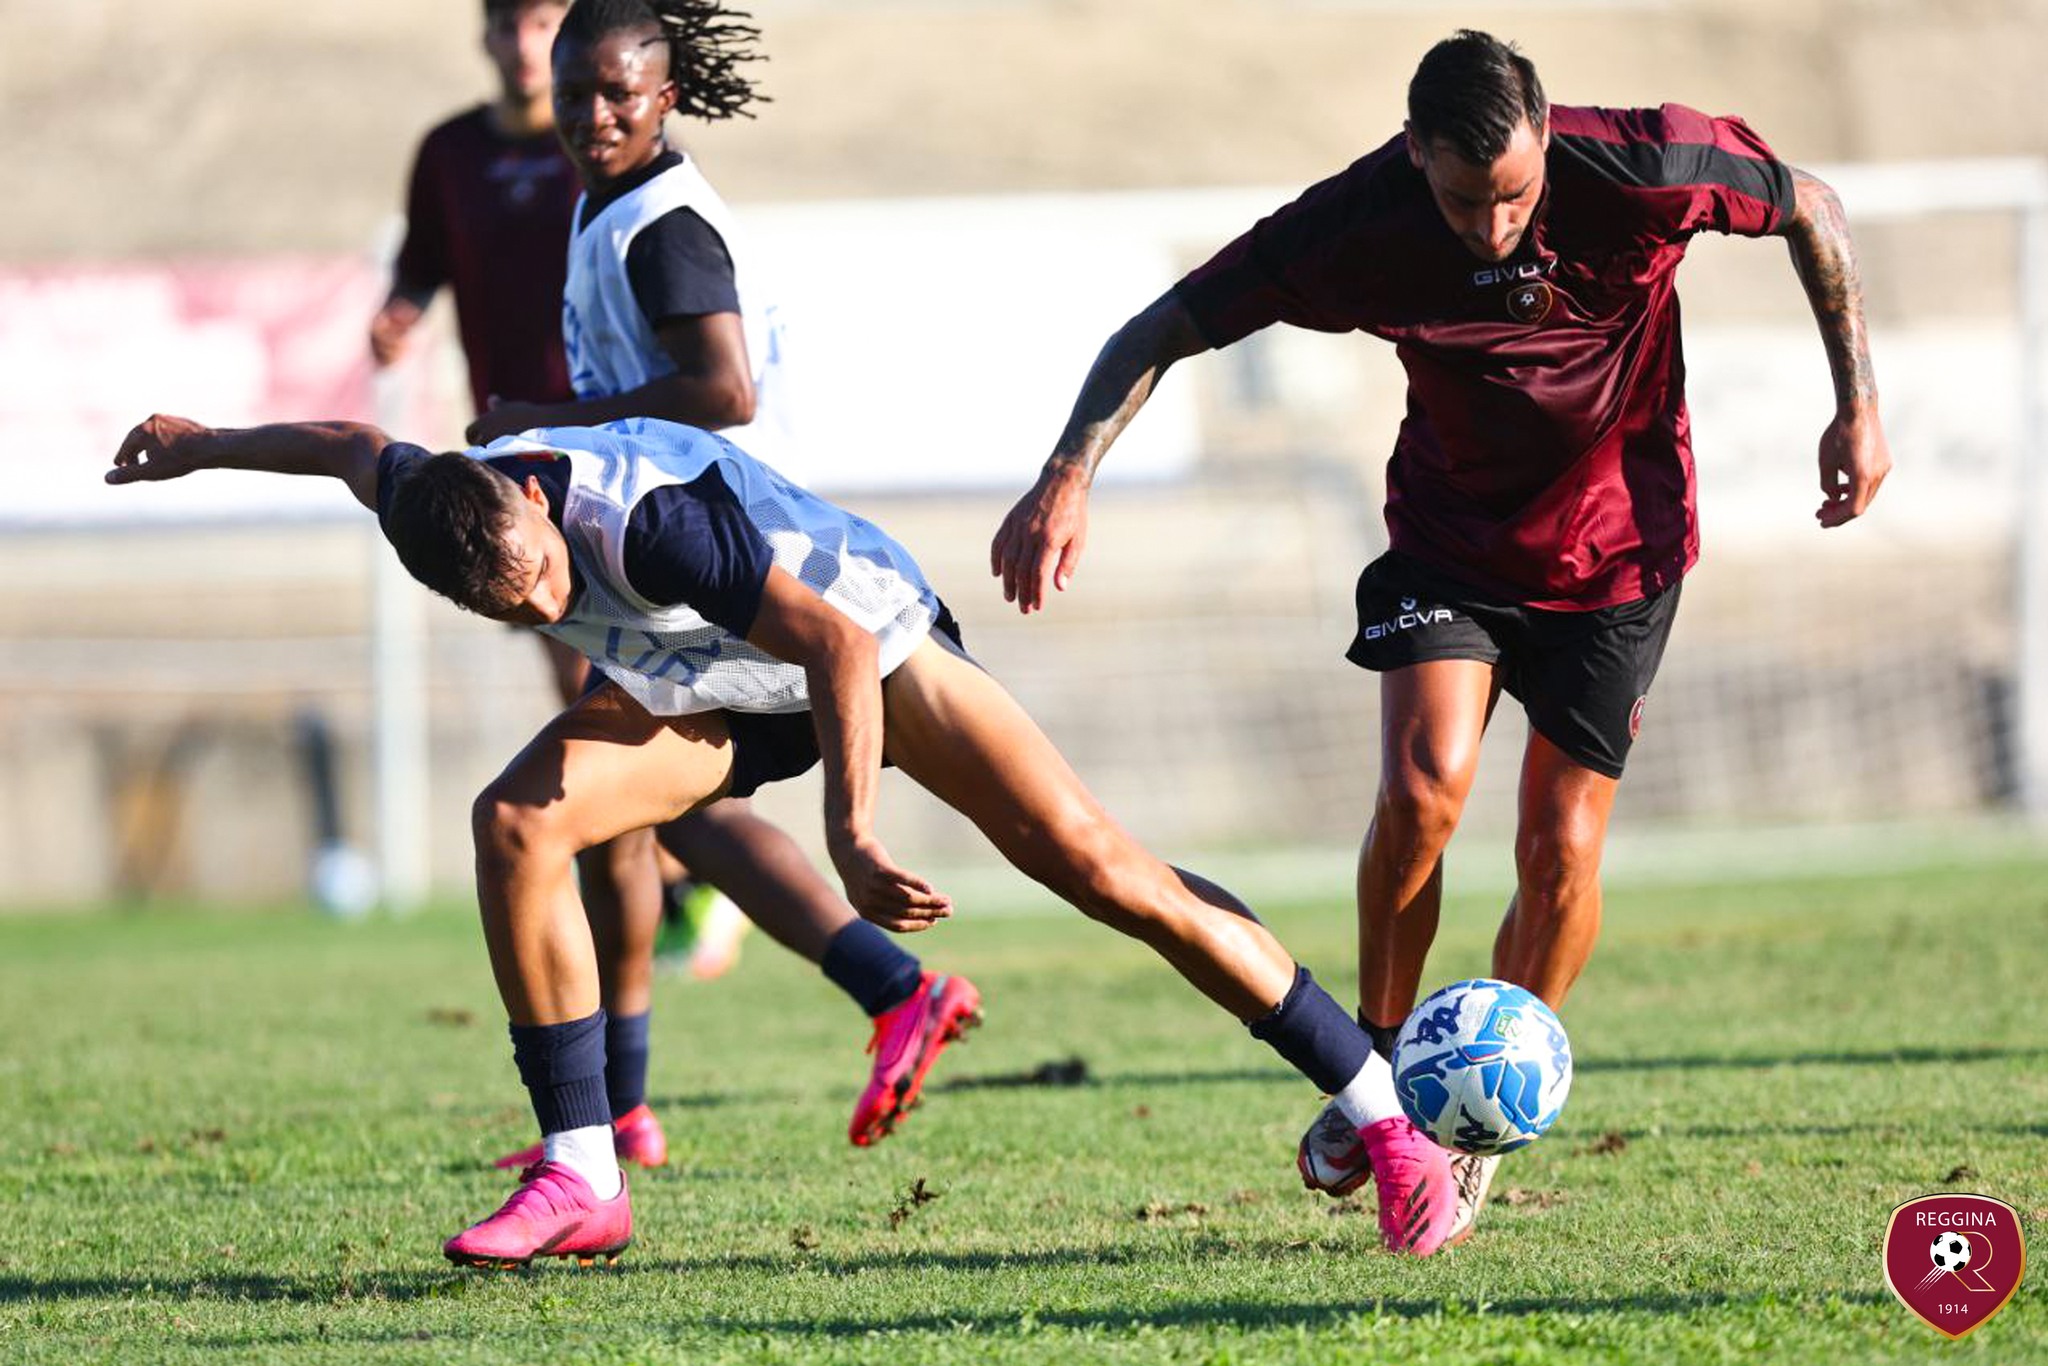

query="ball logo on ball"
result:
[1392,978,1573,1155]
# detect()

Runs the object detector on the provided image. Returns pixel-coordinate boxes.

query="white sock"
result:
[1332,1052,1406,1129]
[543,1124,622,1199]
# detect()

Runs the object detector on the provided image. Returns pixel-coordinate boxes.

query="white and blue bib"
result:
[491,420,938,716]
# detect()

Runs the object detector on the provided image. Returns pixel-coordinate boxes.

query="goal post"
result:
[1817,158,2048,819]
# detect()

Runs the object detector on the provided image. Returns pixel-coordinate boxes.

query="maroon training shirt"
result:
[1175,103,1795,610]
[391,106,581,414]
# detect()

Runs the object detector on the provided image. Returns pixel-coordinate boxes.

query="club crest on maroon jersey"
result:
[1507,280,1554,323]
[1882,1193,2027,1340]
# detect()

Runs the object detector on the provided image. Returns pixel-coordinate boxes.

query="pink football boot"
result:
[849,973,982,1147]
[1358,1116,1459,1257]
[443,1162,632,1269]
[1300,1099,1497,1246]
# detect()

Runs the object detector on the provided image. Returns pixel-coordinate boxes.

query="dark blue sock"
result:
[820,919,923,1017]
[605,1010,651,1117]
[1247,966,1373,1095]
[508,1009,611,1135]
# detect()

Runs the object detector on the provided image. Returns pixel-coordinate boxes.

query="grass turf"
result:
[2,857,2045,1364]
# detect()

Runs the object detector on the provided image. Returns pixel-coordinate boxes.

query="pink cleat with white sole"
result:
[443,1161,632,1269]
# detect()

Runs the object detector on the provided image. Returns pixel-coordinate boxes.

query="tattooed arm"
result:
[989,292,1212,611]
[1778,166,1891,527]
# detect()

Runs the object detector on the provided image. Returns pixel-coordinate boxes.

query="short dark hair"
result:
[1407,30,1547,164]
[383,454,532,615]
[556,0,768,121]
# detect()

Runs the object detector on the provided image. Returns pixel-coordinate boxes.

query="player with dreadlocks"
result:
[461,0,985,1201]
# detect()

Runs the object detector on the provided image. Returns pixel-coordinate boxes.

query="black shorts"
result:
[1344,552,1680,779]
[725,604,968,799]
[579,658,815,801]
[579,606,967,798]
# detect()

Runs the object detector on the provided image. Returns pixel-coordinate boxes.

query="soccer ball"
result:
[1931,1231,1972,1271]
[1392,978,1573,1155]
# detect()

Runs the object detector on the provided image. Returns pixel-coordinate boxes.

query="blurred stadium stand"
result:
[1,0,2044,906]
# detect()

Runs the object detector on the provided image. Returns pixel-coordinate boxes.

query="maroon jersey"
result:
[392,107,581,414]
[1176,103,1794,609]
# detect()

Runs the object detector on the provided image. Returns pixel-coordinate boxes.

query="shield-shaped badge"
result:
[1882,1193,2027,1339]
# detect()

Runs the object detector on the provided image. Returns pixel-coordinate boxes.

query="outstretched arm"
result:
[743,569,951,932]
[1777,166,1891,527]
[107,415,389,511]
[990,291,1212,612]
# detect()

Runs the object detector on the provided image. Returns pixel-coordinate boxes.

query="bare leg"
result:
[879,641,1294,1019]
[581,828,663,1017]
[1491,890,1521,984]
[1494,730,1618,1008]
[470,686,737,1026]
[1356,661,1497,1025]
[655,798,854,963]
[534,636,667,1016]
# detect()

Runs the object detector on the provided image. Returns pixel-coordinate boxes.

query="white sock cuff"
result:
[1331,1050,1406,1129]
[543,1124,622,1199]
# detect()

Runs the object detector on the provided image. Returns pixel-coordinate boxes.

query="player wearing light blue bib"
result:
[112,409,1410,1272]
[448,0,967,1185]
[510,420,934,718]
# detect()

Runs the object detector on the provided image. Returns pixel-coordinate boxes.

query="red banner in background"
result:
[0,257,413,525]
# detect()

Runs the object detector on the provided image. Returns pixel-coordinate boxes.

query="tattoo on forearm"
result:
[1050,305,1187,479]
[1785,168,1878,410]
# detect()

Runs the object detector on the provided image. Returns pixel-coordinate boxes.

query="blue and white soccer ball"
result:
[1392,978,1573,1156]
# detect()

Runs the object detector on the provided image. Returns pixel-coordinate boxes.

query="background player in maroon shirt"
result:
[369,0,578,415]
[991,30,1890,1248]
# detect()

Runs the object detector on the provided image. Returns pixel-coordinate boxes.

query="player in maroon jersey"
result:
[370,0,578,415]
[991,30,1890,1252]
[368,0,610,831]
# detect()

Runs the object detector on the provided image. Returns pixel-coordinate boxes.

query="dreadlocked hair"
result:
[382,454,534,616]
[559,0,768,121]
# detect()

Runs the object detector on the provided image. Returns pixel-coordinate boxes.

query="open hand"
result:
[1816,407,1889,528]
[830,832,952,933]
[990,461,1090,614]
[107,414,211,485]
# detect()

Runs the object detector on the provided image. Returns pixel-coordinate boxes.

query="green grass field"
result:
[3,857,2044,1364]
